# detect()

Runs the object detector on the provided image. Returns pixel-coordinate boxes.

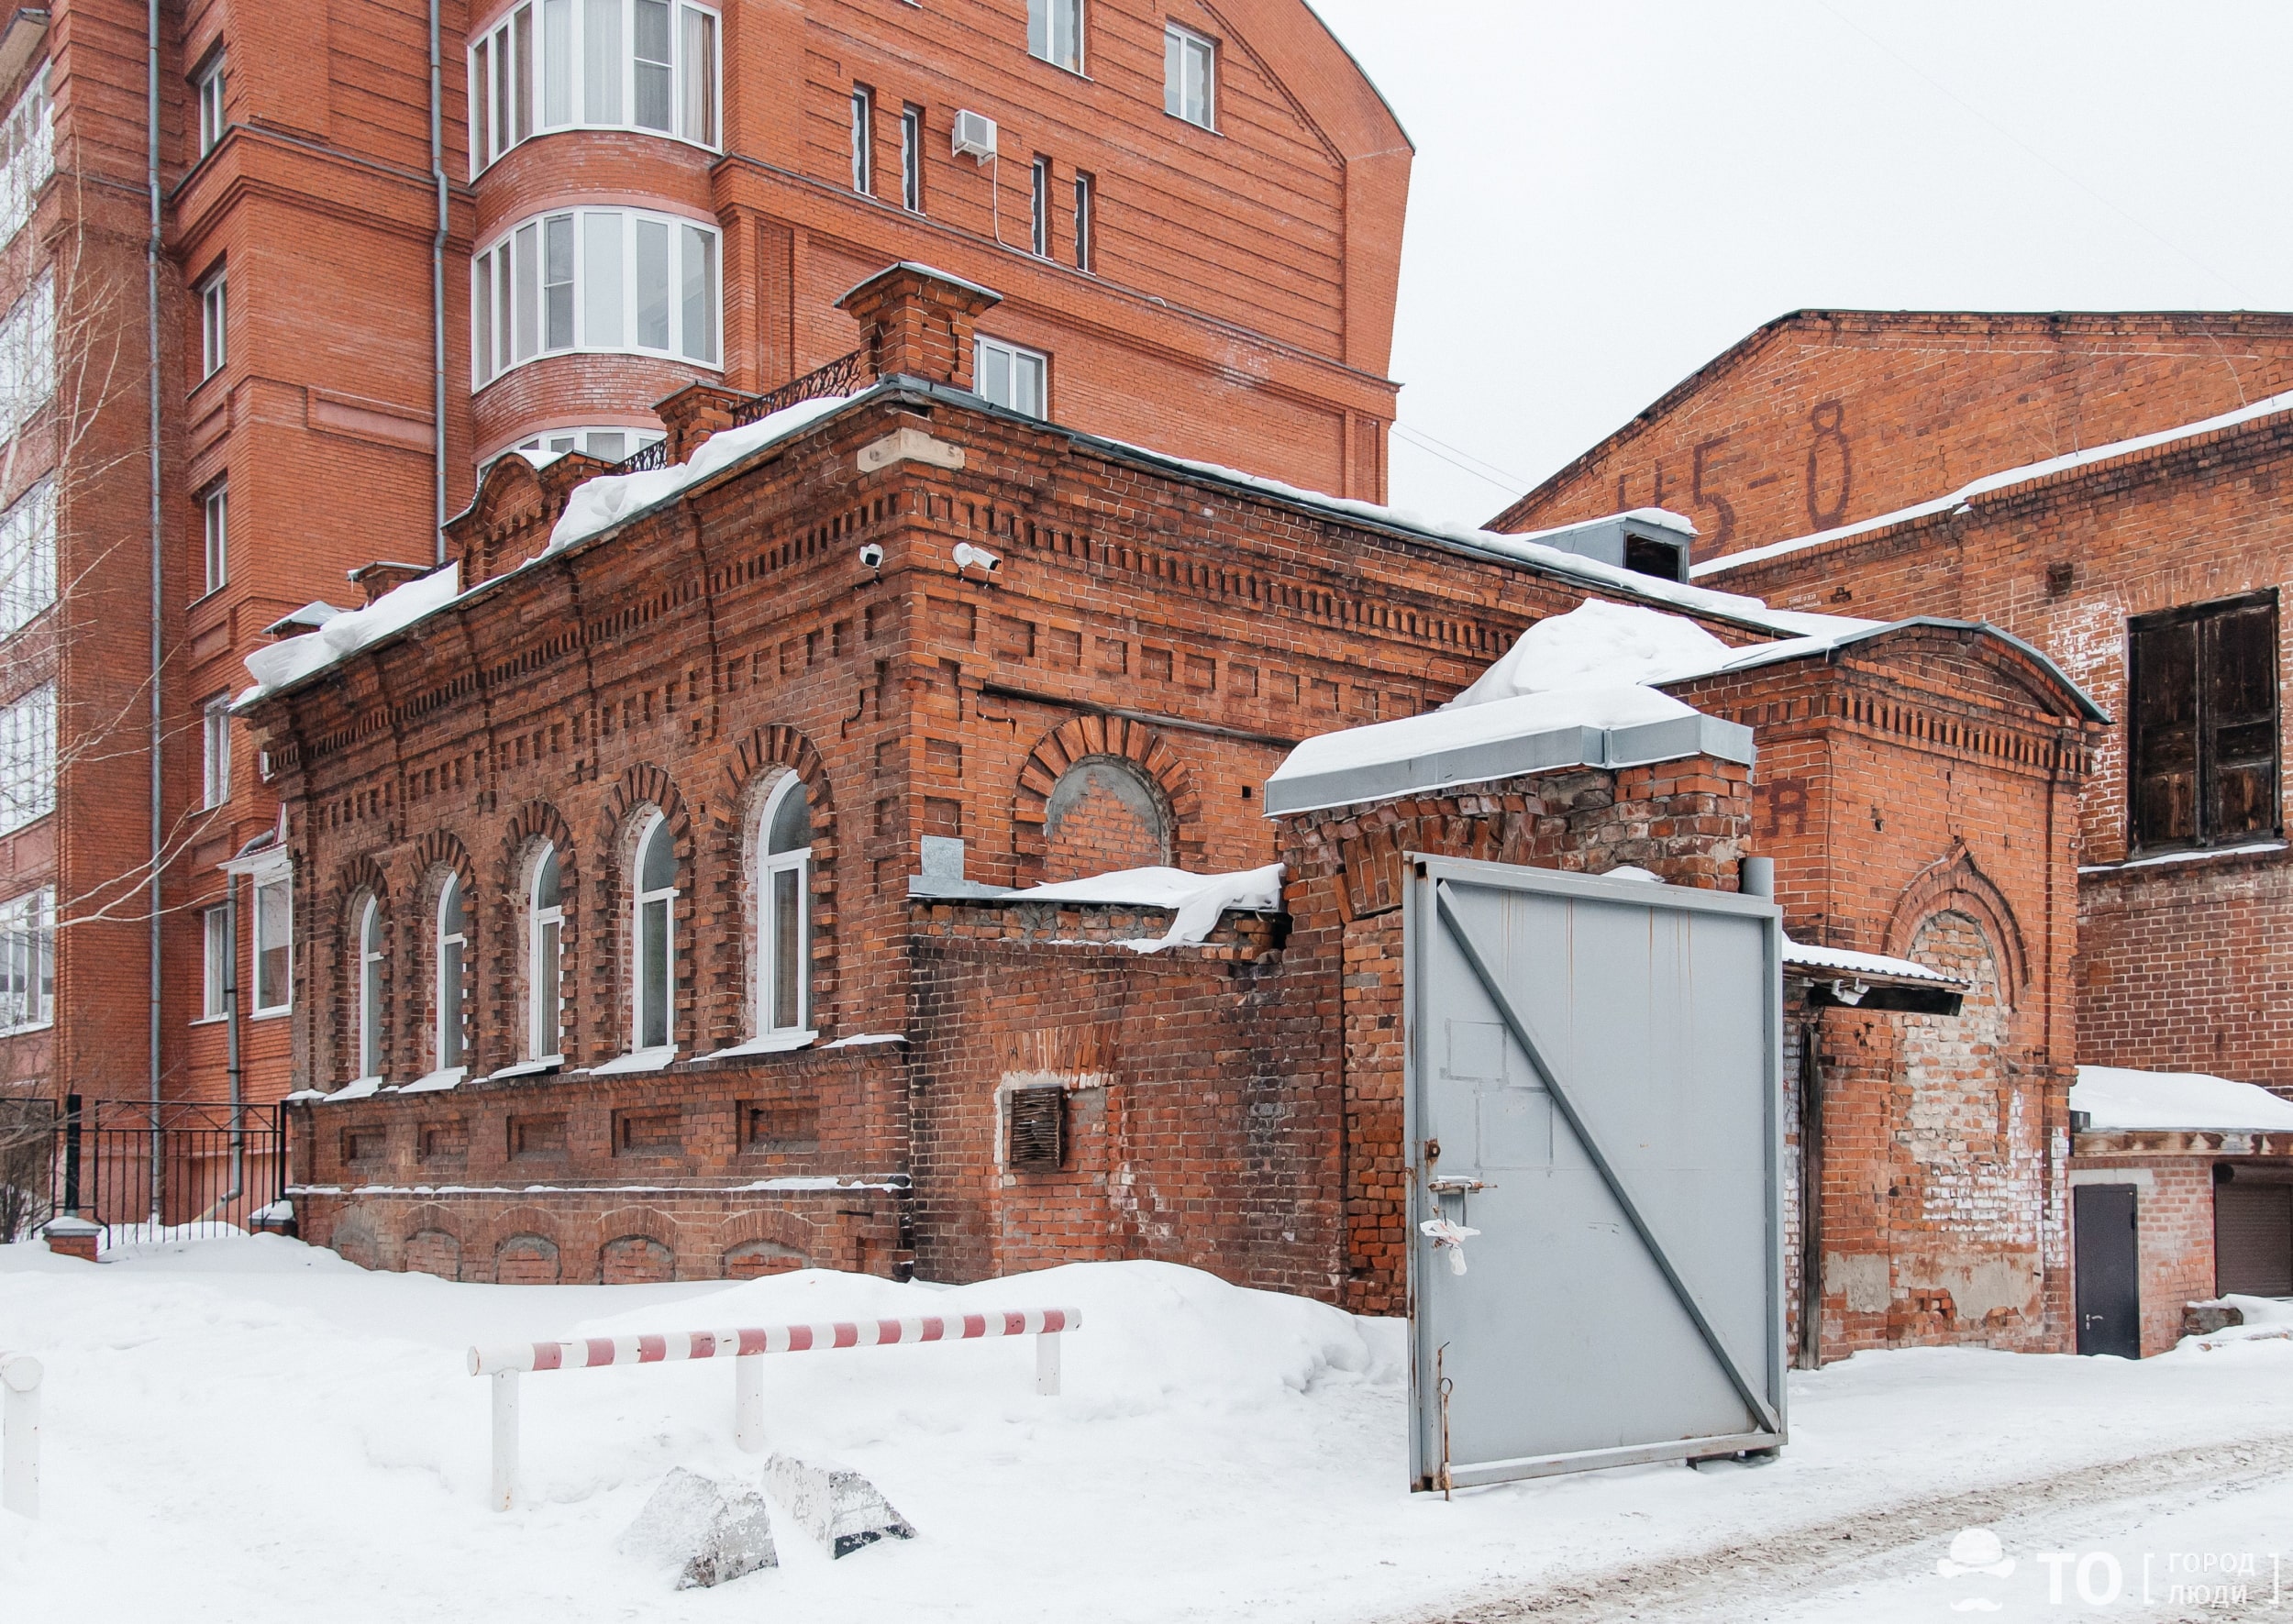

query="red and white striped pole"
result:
[469,1307,1080,1510]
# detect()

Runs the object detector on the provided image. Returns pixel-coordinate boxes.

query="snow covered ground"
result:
[4,1236,2291,1622]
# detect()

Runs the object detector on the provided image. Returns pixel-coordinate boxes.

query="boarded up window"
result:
[2130,591,2279,852]
[1007,1085,1064,1168]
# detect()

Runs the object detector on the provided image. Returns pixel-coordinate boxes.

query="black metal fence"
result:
[0,1097,288,1246]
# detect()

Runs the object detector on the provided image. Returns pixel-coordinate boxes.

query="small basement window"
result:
[2129,591,2279,854]
[1006,1085,1065,1168]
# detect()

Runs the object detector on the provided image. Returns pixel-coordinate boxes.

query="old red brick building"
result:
[0,0,1410,1163]
[238,270,2105,1364]
[1509,308,2293,1351]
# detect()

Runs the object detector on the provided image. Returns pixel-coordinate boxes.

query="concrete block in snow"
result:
[762,1453,916,1558]
[618,1467,780,1589]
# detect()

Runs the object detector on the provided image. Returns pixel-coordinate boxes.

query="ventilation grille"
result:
[1006,1086,1065,1168]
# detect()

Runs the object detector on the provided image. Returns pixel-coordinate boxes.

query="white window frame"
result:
[974,335,1047,419]
[849,84,873,194]
[0,64,54,248]
[899,104,923,213]
[528,845,564,1062]
[1028,0,1084,73]
[0,680,54,837]
[202,481,227,596]
[469,0,720,176]
[472,205,721,386]
[201,693,231,809]
[1072,171,1093,271]
[0,477,54,637]
[435,874,468,1066]
[357,894,384,1079]
[201,902,229,1022]
[756,776,814,1038]
[250,866,292,1018]
[631,812,676,1057]
[0,885,51,1034]
[1164,23,1215,130]
[199,268,227,381]
[0,270,53,435]
[1030,155,1051,257]
[195,50,228,156]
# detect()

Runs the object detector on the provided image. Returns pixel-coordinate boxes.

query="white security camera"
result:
[952,541,1002,574]
[859,542,884,570]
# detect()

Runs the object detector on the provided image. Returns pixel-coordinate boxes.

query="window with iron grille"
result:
[1006,1085,1064,1168]
[2128,591,2280,854]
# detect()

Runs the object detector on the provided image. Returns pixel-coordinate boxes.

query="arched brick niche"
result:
[1014,716,1202,884]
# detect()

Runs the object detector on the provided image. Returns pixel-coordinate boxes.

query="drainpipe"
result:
[429,0,447,561]
[146,0,163,1224]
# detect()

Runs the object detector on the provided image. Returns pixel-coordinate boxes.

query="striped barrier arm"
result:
[471,1307,1080,1512]
[467,1306,1080,1376]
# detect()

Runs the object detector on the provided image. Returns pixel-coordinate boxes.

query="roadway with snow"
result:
[2,1235,2288,1621]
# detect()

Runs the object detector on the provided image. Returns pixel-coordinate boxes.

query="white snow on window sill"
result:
[697,1032,817,1061]
[397,1066,467,1094]
[486,1056,560,1081]
[822,1032,906,1049]
[2078,840,2287,875]
[299,1076,384,1103]
[588,1046,678,1076]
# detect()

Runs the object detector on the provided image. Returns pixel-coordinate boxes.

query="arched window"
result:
[357,896,384,1081]
[633,815,676,1053]
[437,875,469,1070]
[529,845,563,1061]
[758,776,813,1035]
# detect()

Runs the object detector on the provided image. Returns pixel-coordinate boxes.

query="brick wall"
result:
[1494,311,2293,558]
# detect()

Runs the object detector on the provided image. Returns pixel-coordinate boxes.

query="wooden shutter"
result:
[2215,1180,2293,1298]
[2203,600,2279,841]
[2130,615,2199,848]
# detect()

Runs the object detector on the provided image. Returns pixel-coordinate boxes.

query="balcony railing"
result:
[609,348,875,477]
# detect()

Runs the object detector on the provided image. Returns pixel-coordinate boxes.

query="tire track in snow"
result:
[1396,1431,2293,1622]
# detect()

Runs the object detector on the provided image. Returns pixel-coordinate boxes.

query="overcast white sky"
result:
[1306,1,2293,528]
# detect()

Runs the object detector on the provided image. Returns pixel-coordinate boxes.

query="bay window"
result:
[0,65,52,248]
[469,0,718,174]
[473,205,720,383]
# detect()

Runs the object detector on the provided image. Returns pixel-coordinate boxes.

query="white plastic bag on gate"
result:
[1418,1218,1479,1276]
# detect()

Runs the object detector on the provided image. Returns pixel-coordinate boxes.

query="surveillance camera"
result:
[952,541,1002,574]
[858,542,884,570]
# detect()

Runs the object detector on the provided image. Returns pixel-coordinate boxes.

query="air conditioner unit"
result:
[951,109,998,163]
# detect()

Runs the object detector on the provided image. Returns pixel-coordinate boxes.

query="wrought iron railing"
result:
[730,347,872,428]
[1,1096,289,1246]
[607,349,872,477]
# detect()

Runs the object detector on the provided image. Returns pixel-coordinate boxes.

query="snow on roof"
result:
[236,563,463,706]
[1264,685,1753,818]
[236,393,854,705]
[1700,385,2293,580]
[2072,1065,2293,1133]
[1003,863,1285,951]
[1781,936,1966,989]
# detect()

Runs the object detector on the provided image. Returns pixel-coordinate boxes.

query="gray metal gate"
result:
[1406,855,1785,1489]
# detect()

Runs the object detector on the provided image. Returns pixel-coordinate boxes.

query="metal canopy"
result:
[1405,856,1787,1489]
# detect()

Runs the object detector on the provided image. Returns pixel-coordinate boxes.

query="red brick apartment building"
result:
[0,0,1408,1153]
[1502,312,2293,1351]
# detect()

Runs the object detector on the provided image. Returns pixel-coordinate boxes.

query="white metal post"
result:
[1,1353,41,1519]
[490,1369,519,1512]
[734,1354,765,1453]
[1035,1330,1061,1397]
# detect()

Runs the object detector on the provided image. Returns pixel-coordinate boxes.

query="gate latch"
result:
[1419,1216,1480,1275]
[1426,1177,1486,1197]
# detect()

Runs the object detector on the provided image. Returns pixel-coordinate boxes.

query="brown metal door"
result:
[2215,1180,2293,1298]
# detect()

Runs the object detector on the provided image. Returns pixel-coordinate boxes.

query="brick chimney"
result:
[836,262,1002,391]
